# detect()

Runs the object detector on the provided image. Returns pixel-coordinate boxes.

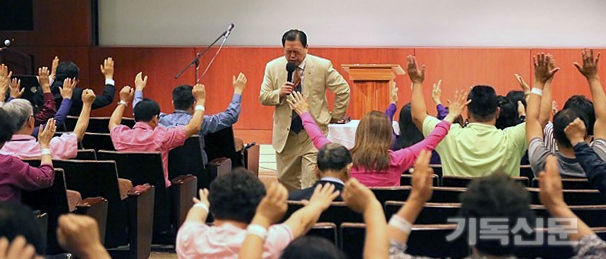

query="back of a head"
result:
[563,95,595,136]
[2,99,33,131]
[0,202,45,254]
[280,236,347,259]
[133,98,161,122]
[352,111,391,171]
[54,62,80,84]
[506,90,526,108]
[553,109,588,149]
[209,168,266,224]
[495,96,522,130]
[459,173,535,256]
[317,143,352,175]
[394,103,424,150]
[0,109,16,146]
[467,86,498,122]
[172,85,194,111]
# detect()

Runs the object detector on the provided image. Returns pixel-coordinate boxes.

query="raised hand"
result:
[517,101,526,117]
[564,117,587,147]
[59,78,77,99]
[287,91,309,115]
[81,89,96,105]
[9,78,24,99]
[406,55,425,84]
[390,81,399,104]
[100,57,114,79]
[514,74,530,93]
[192,83,206,105]
[57,214,109,259]
[539,155,565,209]
[38,119,56,149]
[134,72,148,91]
[193,189,210,209]
[233,72,247,94]
[431,80,442,105]
[0,236,40,259]
[38,66,51,93]
[533,53,560,84]
[307,183,339,210]
[254,182,288,225]
[342,178,380,214]
[410,150,434,202]
[0,64,12,98]
[51,56,60,80]
[119,86,134,102]
[552,100,559,115]
[443,90,471,123]
[574,49,601,80]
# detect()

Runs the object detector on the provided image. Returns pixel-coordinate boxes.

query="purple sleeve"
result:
[437,104,449,120]
[8,156,55,191]
[32,98,73,137]
[300,112,331,149]
[391,121,451,169]
[385,103,398,143]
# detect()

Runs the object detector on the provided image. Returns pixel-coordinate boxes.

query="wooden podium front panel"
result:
[351,80,390,119]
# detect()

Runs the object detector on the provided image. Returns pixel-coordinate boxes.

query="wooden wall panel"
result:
[0,0,91,47]
[87,47,197,116]
[7,47,91,87]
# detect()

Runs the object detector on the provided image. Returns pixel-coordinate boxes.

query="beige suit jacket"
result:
[259,54,350,153]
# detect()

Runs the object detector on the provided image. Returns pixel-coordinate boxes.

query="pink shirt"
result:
[300,112,451,187]
[0,133,78,160]
[0,154,54,202]
[176,221,293,259]
[110,122,187,187]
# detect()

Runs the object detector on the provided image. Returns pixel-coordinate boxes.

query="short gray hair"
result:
[3,99,34,130]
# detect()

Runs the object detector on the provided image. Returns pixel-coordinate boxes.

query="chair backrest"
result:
[64,116,135,133]
[283,201,363,226]
[384,202,461,224]
[169,135,209,189]
[307,223,338,244]
[82,133,115,151]
[22,169,69,254]
[430,164,443,178]
[400,174,439,186]
[340,223,469,259]
[532,205,606,227]
[520,165,534,179]
[531,177,594,190]
[96,150,172,235]
[75,149,97,160]
[442,176,529,188]
[204,126,243,167]
[528,188,606,205]
[51,159,128,247]
[371,186,467,204]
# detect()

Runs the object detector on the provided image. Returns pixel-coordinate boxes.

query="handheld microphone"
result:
[286,62,297,83]
[224,23,235,38]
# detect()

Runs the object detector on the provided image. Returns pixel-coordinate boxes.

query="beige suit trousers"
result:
[276,130,318,191]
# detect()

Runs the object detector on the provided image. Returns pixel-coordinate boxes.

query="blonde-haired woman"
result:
[288,91,468,187]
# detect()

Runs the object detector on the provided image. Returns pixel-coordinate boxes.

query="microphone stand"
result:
[175,30,228,84]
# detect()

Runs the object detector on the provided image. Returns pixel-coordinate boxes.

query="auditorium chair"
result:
[528,188,606,205]
[400,174,439,186]
[307,223,338,244]
[520,165,534,179]
[531,177,594,190]
[97,150,197,244]
[384,202,461,224]
[81,132,115,151]
[282,201,364,226]
[340,223,469,259]
[430,164,443,178]
[371,186,466,205]
[441,175,529,187]
[22,169,108,255]
[75,149,97,160]
[64,116,136,133]
[205,126,258,171]
[49,159,155,259]
[531,204,606,227]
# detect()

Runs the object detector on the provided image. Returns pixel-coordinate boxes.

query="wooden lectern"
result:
[342,64,405,119]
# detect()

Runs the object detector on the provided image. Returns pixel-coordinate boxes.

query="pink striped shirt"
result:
[300,112,450,187]
[110,122,187,187]
[0,133,78,160]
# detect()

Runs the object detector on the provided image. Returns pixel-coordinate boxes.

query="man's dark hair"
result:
[317,143,352,173]
[282,29,308,47]
[459,173,535,256]
[496,96,523,130]
[54,62,80,81]
[209,168,266,224]
[172,85,195,111]
[506,90,526,108]
[133,98,161,122]
[553,109,588,148]
[0,109,15,145]
[280,236,347,259]
[467,85,498,122]
[563,95,595,136]
[0,202,45,254]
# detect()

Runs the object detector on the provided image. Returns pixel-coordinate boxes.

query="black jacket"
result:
[573,142,606,195]
[288,180,345,202]
[34,81,116,116]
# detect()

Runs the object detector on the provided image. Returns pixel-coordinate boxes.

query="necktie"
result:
[290,68,303,134]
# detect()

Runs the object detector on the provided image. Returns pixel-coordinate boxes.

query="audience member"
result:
[393,103,441,165]
[178,168,338,259]
[109,78,206,187]
[0,202,45,255]
[0,109,56,202]
[409,55,527,177]
[496,96,524,130]
[42,58,116,116]
[288,90,467,187]
[289,142,351,201]
[133,72,247,165]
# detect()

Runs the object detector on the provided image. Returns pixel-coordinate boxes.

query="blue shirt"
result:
[133,90,242,164]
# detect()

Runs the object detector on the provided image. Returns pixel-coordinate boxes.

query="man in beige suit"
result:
[259,29,350,191]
